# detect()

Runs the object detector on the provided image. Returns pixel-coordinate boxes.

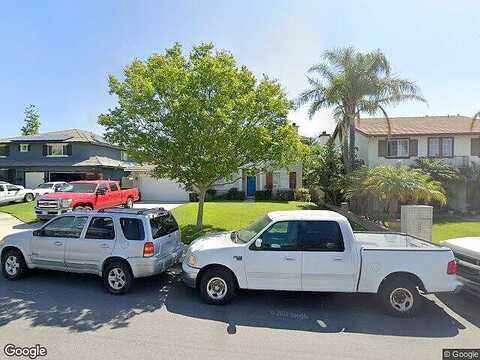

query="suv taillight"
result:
[447,259,457,274]
[143,242,155,257]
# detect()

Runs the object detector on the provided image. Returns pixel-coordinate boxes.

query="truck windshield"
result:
[59,183,97,193]
[237,215,271,243]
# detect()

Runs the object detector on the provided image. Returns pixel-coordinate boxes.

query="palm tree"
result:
[297,47,426,173]
[346,165,447,217]
[472,111,480,130]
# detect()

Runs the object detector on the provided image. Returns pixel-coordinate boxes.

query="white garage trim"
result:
[138,175,189,202]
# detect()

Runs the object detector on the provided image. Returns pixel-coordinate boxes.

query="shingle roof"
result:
[72,156,137,168]
[356,115,480,136]
[0,129,117,147]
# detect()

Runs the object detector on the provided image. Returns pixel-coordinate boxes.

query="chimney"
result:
[317,131,331,145]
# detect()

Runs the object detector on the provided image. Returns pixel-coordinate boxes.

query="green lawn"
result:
[0,201,37,223]
[171,201,319,244]
[432,218,480,243]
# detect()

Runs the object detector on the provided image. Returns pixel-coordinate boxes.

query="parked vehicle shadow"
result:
[0,269,175,332]
[0,268,472,337]
[436,292,480,328]
[163,275,467,338]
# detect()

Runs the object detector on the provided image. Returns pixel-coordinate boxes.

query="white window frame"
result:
[272,171,281,190]
[387,138,409,158]
[20,144,29,152]
[121,151,128,161]
[47,143,68,157]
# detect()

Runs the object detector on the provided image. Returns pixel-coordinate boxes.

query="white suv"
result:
[1,207,184,294]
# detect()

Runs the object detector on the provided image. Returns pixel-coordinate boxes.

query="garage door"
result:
[138,175,189,202]
[25,172,45,189]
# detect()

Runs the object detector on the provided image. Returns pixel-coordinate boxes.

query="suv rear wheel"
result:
[199,268,236,305]
[103,261,133,295]
[1,248,27,280]
[379,278,423,318]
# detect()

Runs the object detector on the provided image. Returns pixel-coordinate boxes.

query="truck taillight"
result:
[447,260,457,275]
[143,242,155,257]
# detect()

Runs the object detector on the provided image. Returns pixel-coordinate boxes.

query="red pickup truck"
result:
[35,180,140,220]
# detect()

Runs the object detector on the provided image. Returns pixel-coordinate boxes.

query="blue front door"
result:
[246,176,256,198]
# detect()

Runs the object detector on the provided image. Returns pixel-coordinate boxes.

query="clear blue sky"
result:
[1,0,479,138]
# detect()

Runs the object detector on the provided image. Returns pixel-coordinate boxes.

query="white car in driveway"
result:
[33,182,67,197]
[0,181,36,204]
[183,210,461,317]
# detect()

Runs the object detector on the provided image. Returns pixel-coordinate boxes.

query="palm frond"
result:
[471,111,480,131]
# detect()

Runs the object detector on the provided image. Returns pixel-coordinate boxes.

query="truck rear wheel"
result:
[379,278,423,318]
[124,197,134,208]
[199,267,236,305]
[24,193,35,202]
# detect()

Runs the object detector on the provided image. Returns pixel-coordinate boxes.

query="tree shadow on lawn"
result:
[0,268,471,337]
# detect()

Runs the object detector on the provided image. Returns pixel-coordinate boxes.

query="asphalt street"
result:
[0,267,478,360]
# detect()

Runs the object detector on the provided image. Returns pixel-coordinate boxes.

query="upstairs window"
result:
[0,145,9,157]
[46,143,70,157]
[19,144,30,152]
[387,139,409,158]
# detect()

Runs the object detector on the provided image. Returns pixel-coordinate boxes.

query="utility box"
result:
[401,205,433,241]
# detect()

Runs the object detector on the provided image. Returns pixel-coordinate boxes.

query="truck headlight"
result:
[61,199,73,207]
[188,255,198,268]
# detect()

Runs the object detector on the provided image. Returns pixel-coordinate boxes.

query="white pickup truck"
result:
[182,210,460,317]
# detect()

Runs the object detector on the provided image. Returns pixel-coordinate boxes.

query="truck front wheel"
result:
[379,278,423,318]
[199,267,237,305]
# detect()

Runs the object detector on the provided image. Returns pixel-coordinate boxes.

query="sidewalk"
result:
[0,212,40,241]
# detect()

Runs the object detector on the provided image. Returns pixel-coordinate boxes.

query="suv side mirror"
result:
[255,238,263,248]
[33,229,43,237]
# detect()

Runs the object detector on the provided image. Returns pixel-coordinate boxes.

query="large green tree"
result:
[303,142,345,205]
[99,43,304,229]
[297,47,425,173]
[21,104,40,135]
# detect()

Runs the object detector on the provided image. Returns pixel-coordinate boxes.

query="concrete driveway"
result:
[0,267,478,360]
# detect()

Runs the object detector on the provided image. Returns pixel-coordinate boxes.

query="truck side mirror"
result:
[255,238,263,248]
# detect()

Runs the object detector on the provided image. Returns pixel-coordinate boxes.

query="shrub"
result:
[255,190,272,200]
[274,190,295,201]
[294,188,311,202]
[189,192,198,202]
[189,189,217,202]
[226,187,245,200]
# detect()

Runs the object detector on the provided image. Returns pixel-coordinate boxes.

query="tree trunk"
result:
[348,120,356,172]
[196,188,207,230]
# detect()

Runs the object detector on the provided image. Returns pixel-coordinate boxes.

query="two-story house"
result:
[0,129,134,188]
[334,115,480,212]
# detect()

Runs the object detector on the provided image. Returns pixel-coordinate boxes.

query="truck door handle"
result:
[333,257,343,261]
[54,241,63,247]
[100,244,110,249]
[284,257,296,261]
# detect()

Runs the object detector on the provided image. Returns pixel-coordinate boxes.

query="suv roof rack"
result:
[97,207,167,215]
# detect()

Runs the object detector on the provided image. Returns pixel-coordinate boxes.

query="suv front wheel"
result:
[1,248,27,280]
[103,261,133,295]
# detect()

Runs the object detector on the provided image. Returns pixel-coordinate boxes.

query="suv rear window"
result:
[150,213,179,239]
[120,218,145,241]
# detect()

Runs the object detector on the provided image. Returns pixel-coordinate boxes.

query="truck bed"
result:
[354,231,441,250]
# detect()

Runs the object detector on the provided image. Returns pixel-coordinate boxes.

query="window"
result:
[41,216,88,238]
[0,145,9,157]
[60,183,97,193]
[272,172,281,189]
[387,139,409,158]
[0,186,4,192]
[85,217,115,240]
[120,218,145,240]
[150,213,179,238]
[428,137,453,158]
[300,221,344,252]
[47,144,68,157]
[289,172,297,190]
[6,185,20,191]
[19,144,30,152]
[109,183,119,192]
[255,221,299,251]
[121,151,128,161]
[238,215,271,243]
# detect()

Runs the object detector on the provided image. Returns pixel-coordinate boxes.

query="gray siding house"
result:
[0,129,134,188]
